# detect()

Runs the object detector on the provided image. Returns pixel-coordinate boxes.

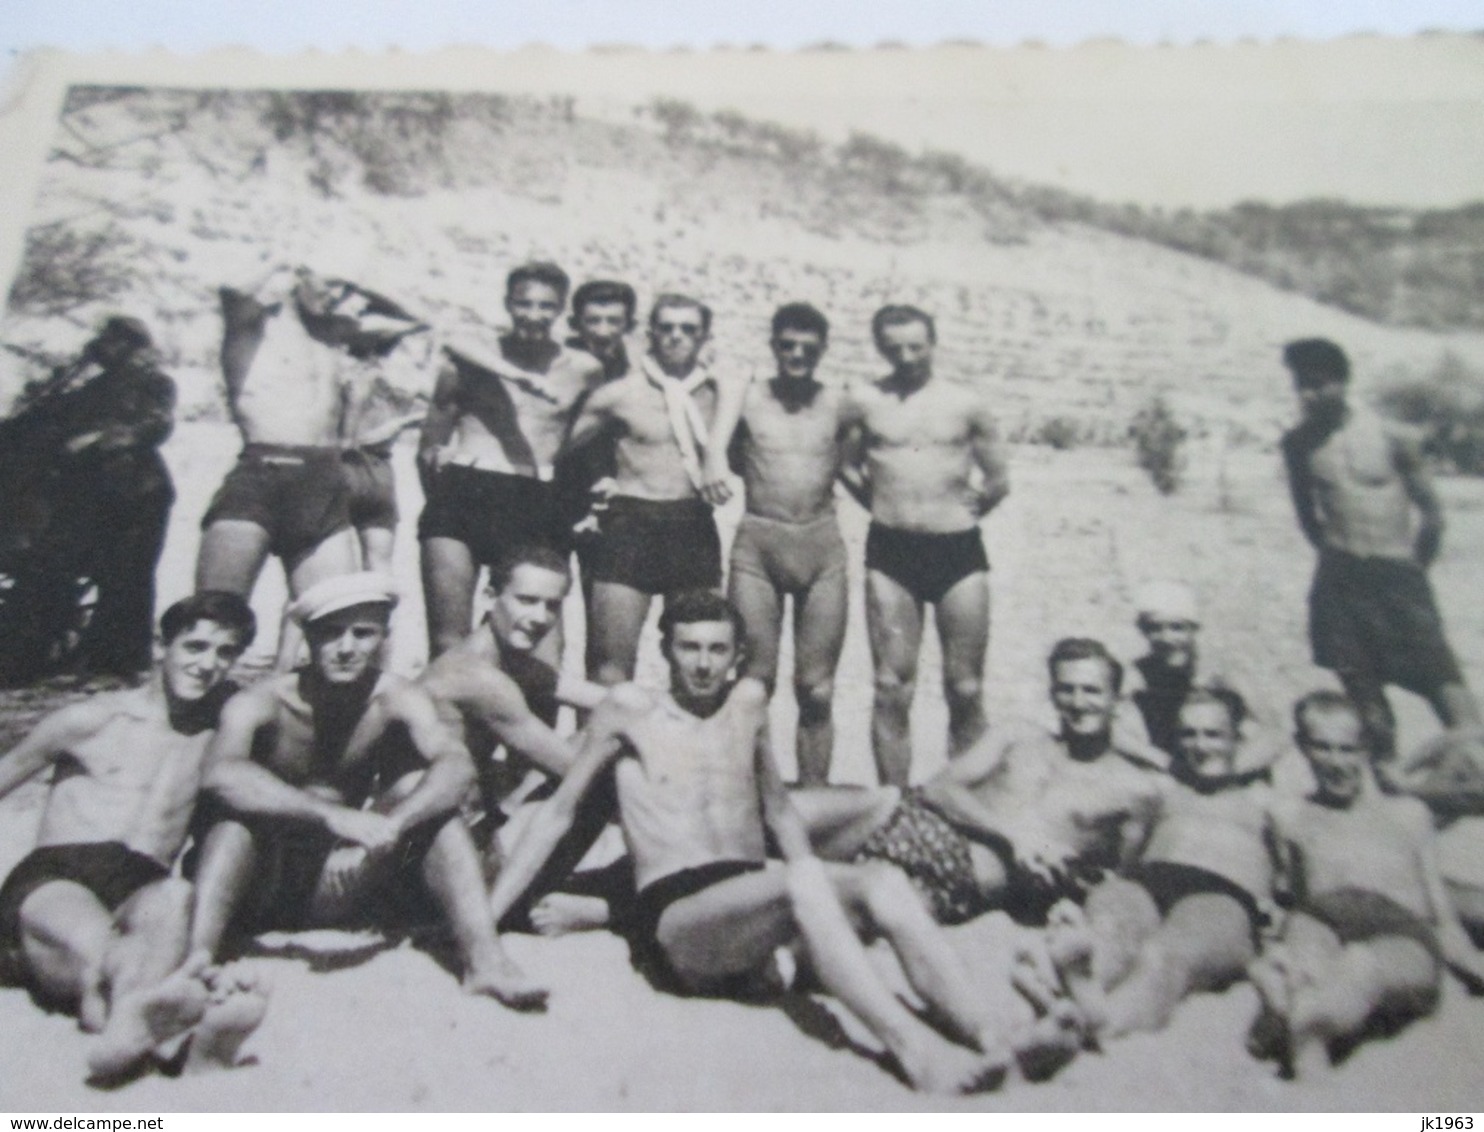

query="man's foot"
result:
[464,952,548,1011]
[1010,944,1064,1014]
[184,965,269,1074]
[1246,954,1295,1073]
[1044,901,1107,1037]
[1014,997,1088,1082]
[896,1037,1008,1096]
[87,955,211,1082]
[529,893,610,936]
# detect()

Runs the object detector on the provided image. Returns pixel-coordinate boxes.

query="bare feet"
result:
[465,951,549,1012]
[1010,945,1063,1014]
[1044,901,1107,1037]
[1246,954,1295,1073]
[184,965,269,1074]
[1014,997,1088,1082]
[896,1036,1008,1095]
[529,893,610,936]
[88,954,210,1082]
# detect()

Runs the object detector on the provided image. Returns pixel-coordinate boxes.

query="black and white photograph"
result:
[1,37,1483,1110]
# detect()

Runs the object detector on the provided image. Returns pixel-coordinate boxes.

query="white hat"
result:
[1134,579,1199,623]
[289,572,399,626]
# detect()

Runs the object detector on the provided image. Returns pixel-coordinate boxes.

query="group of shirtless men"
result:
[2,259,1483,1095]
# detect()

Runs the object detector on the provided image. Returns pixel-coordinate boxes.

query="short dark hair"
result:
[571,280,638,323]
[1283,338,1350,385]
[506,261,571,300]
[771,302,830,342]
[871,304,936,346]
[1180,685,1248,733]
[489,544,572,593]
[649,293,713,336]
[659,590,746,653]
[1293,689,1366,745]
[1046,637,1123,695]
[160,591,257,648]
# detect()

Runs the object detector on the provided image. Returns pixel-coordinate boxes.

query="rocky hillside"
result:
[3,87,1481,446]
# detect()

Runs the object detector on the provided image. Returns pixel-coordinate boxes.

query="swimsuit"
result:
[629,859,766,993]
[864,522,988,605]
[417,464,571,563]
[729,511,847,595]
[1308,548,1462,696]
[342,446,399,531]
[1124,859,1267,944]
[588,496,721,595]
[201,443,352,562]
[1299,886,1443,1021]
[0,842,167,1003]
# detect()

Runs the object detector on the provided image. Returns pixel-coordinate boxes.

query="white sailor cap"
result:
[289,572,400,626]
[1133,580,1199,623]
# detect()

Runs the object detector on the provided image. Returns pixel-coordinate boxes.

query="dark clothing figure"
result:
[1131,655,1194,757]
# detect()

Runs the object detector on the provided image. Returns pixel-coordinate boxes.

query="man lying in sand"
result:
[485,591,1009,1094]
[1248,691,1484,1078]
[795,638,1165,928]
[183,572,543,1009]
[419,545,631,936]
[0,592,265,1081]
[1025,686,1279,1043]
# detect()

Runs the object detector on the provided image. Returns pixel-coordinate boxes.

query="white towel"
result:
[642,354,713,492]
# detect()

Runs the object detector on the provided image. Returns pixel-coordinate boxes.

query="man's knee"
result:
[119,877,193,931]
[796,676,835,725]
[873,669,915,713]
[944,674,983,712]
[853,861,926,932]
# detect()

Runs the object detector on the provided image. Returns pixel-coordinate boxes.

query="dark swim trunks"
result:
[864,522,988,605]
[588,496,722,596]
[201,443,352,562]
[729,511,847,596]
[417,464,571,564]
[342,447,399,531]
[0,842,167,994]
[852,788,993,926]
[1309,548,1462,696]
[1124,860,1267,944]
[1301,887,1441,964]
[630,859,765,993]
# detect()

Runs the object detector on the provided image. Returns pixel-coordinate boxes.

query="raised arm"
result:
[487,692,635,926]
[382,680,478,834]
[416,356,462,495]
[1392,426,1445,567]
[700,371,754,506]
[968,398,1010,517]
[203,687,396,850]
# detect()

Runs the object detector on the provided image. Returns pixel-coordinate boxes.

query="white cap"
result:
[1134,579,1199,623]
[288,572,399,626]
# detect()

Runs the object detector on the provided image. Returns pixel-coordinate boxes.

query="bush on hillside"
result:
[1130,394,1186,494]
[7,223,135,317]
[1377,352,1484,474]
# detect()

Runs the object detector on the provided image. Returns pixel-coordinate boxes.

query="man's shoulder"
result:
[48,689,155,739]
[554,343,605,380]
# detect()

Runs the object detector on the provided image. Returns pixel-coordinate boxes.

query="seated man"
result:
[418,545,629,934]
[0,592,264,1080]
[485,591,1008,1094]
[1248,691,1484,1078]
[795,638,1165,928]
[184,572,543,1009]
[1034,687,1278,1041]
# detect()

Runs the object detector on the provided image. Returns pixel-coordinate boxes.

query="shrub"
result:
[1130,395,1186,494]
[1034,415,1083,450]
[1377,351,1484,474]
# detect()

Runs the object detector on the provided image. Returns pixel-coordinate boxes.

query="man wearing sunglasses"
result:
[562,294,724,686]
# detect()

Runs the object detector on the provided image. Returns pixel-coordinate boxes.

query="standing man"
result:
[563,294,724,685]
[0,592,261,1080]
[1280,337,1481,761]
[486,591,1008,1094]
[185,573,544,1009]
[195,265,362,613]
[417,262,603,657]
[52,318,178,678]
[703,302,850,785]
[841,305,1009,786]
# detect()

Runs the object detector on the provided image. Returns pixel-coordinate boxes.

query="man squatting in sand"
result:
[793,638,1164,931]
[418,545,632,942]
[1247,691,1484,1078]
[196,265,364,666]
[701,302,851,786]
[417,261,603,658]
[562,294,725,686]
[1028,686,1280,1044]
[0,592,265,1080]
[484,591,1012,1094]
[1280,337,1481,764]
[840,304,1009,787]
[183,573,543,1009]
